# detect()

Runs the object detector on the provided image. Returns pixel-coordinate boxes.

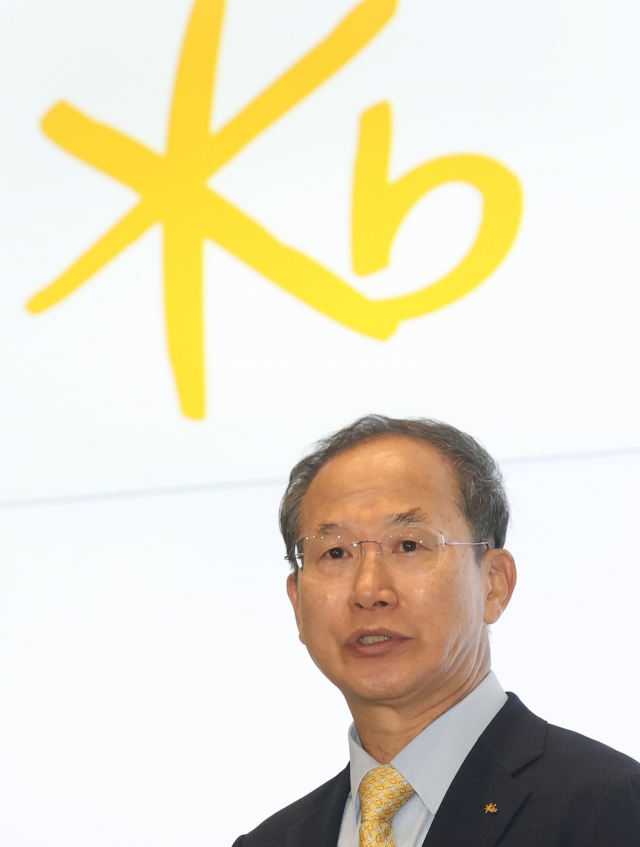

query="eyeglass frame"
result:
[285,526,490,574]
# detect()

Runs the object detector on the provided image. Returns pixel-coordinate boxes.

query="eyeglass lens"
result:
[295,526,445,583]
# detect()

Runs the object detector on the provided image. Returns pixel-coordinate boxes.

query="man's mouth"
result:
[359,635,392,644]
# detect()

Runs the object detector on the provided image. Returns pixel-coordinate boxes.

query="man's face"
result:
[287,435,513,711]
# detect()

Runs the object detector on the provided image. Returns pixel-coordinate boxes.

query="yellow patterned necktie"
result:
[358,764,415,846]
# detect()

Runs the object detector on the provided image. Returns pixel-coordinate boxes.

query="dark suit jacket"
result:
[232,693,640,846]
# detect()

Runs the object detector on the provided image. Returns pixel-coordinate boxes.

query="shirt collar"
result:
[348,671,507,817]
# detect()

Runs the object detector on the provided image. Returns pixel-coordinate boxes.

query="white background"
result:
[0,0,639,844]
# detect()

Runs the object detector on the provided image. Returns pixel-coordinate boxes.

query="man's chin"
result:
[342,672,428,706]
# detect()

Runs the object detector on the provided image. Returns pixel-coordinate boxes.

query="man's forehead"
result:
[309,436,456,490]
[300,436,461,524]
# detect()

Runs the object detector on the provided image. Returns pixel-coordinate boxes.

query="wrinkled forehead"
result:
[310,507,432,537]
[300,436,465,534]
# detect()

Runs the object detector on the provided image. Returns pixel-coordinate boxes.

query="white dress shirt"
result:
[337,671,508,847]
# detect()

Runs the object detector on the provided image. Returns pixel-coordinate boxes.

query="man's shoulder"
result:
[232,764,350,847]
[430,692,640,846]
[477,691,640,829]
[543,719,640,778]
[493,692,640,783]
[528,716,640,817]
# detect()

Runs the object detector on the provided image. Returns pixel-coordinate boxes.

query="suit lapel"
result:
[285,765,351,847]
[423,747,531,847]
[424,693,546,847]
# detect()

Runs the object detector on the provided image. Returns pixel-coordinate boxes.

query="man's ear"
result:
[286,572,306,644]
[483,549,517,625]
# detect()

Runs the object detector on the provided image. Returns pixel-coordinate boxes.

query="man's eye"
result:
[325,546,348,560]
[398,540,419,553]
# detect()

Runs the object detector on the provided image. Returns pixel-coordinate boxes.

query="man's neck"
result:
[349,660,491,764]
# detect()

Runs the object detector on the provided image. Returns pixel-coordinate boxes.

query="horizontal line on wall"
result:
[1,444,639,511]
[499,443,640,466]
[0,476,288,511]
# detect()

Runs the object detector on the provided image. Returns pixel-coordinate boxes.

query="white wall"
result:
[2,0,640,499]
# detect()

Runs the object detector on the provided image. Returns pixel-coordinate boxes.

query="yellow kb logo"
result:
[28,0,522,419]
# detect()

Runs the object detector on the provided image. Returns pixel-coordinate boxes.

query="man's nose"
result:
[349,542,397,610]
[357,540,384,559]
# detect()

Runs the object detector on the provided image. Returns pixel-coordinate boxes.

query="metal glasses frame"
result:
[285,529,490,570]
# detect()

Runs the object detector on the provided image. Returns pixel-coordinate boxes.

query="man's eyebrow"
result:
[385,508,431,526]
[314,521,343,536]
[310,510,431,537]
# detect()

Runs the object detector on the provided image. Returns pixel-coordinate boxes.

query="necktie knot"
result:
[359,764,415,846]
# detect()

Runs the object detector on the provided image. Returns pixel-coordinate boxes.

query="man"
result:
[232,415,640,846]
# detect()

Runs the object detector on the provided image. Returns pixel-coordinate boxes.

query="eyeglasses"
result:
[286,525,489,584]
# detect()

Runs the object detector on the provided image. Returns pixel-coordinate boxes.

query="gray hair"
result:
[279,414,509,568]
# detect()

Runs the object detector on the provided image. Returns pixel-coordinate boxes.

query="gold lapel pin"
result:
[484,803,498,814]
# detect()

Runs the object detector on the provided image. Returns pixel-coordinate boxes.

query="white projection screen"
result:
[1,0,639,844]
